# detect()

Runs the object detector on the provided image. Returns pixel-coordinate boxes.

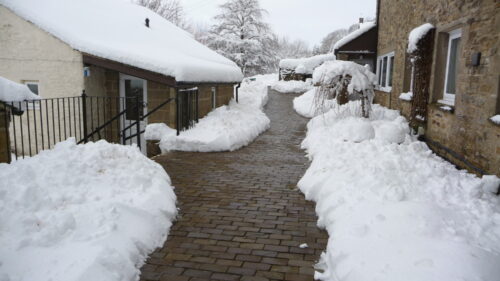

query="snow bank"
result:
[293,88,336,118]
[279,54,336,75]
[299,102,500,281]
[407,23,434,53]
[2,0,243,83]
[271,79,313,94]
[399,92,413,101]
[147,74,275,152]
[313,60,376,94]
[0,139,177,281]
[333,21,376,51]
[0,76,40,102]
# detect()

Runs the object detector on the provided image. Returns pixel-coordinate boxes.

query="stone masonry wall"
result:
[377,0,499,175]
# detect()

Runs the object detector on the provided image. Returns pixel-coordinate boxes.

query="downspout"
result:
[175,87,180,136]
[235,83,241,103]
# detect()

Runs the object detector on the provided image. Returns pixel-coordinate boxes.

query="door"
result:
[119,74,147,154]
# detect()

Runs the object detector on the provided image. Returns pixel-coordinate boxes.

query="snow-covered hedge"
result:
[407,23,434,53]
[146,74,275,152]
[0,76,40,102]
[0,139,177,281]
[298,102,500,281]
[279,54,336,75]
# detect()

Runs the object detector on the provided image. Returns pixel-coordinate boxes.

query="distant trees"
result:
[136,0,189,30]
[314,23,362,54]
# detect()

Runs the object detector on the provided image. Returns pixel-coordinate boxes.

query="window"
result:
[376,52,395,92]
[211,87,217,109]
[442,29,462,104]
[24,81,39,109]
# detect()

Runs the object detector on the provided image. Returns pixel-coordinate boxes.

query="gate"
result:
[176,87,199,133]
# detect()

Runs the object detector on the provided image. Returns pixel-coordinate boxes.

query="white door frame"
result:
[119,73,148,154]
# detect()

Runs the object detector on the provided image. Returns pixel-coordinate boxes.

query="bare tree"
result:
[136,0,189,30]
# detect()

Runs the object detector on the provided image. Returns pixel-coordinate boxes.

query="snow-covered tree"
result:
[136,0,189,30]
[202,0,276,76]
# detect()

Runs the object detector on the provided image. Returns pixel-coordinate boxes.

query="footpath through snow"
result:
[146,74,276,152]
[0,139,177,281]
[294,98,500,281]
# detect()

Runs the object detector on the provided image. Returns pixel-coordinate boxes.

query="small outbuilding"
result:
[279,54,336,81]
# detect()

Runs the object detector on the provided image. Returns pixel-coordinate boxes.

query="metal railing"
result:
[177,87,199,133]
[2,90,178,161]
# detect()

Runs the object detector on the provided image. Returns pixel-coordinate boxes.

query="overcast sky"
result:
[179,0,377,47]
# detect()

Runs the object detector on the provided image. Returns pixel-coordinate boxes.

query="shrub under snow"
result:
[298,102,500,281]
[0,139,177,281]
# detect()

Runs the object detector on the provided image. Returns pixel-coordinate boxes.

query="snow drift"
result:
[298,102,500,281]
[146,74,275,152]
[0,139,177,281]
[271,79,313,94]
[0,76,40,102]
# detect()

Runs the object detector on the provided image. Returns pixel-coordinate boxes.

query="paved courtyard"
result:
[140,91,327,281]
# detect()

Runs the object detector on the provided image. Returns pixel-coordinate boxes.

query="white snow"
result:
[399,92,413,101]
[1,0,243,83]
[333,21,376,51]
[407,23,434,53]
[298,102,500,281]
[279,54,336,75]
[490,115,500,125]
[271,79,313,94]
[299,243,309,249]
[146,74,275,152]
[293,88,338,118]
[0,139,177,281]
[0,76,40,102]
[440,105,453,112]
[313,60,377,94]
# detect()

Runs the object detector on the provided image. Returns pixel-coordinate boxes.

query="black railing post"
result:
[81,90,89,143]
[135,95,141,149]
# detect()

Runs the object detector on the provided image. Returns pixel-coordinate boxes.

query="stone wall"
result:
[377,0,500,175]
[0,103,10,163]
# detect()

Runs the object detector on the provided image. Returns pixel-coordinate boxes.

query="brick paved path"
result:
[140,90,327,281]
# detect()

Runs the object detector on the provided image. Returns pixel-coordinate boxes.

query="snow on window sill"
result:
[375,86,392,93]
[489,115,500,126]
[399,92,413,102]
[434,101,455,114]
[437,99,455,107]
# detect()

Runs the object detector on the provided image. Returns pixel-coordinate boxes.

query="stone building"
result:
[0,0,242,159]
[374,0,499,176]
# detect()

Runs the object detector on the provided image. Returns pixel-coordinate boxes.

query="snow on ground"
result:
[0,76,40,102]
[146,74,276,152]
[279,54,336,75]
[1,0,242,83]
[271,79,313,94]
[297,101,500,281]
[293,88,336,118]
[0,139,177,281]
[333,21,376,51]
[408,23,434,53]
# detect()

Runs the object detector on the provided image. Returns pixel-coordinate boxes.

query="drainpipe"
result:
[235,83,241,103]
[175,88,180,136]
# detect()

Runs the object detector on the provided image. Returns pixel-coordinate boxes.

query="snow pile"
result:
[293,88,337,118]
[279,54,336,75]
[490,115,500,125]
[407,23,434,53]
[333,21,376,51]
[399,92,413,101]
[0,76,40,102]
[271,79,313,94]
[147,74,275,152]
[313,60,376,94]
[298,102,500,281]
[0,139,177,281]
[2,0,243,83]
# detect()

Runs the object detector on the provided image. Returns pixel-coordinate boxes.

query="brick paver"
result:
[140,90,327,281]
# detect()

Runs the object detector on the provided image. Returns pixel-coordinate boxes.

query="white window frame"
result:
[376,51,395,92]
[24,81,40,110]
[441,28,462,105]
[211,86,217,109]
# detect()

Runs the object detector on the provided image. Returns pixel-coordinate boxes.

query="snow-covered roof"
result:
[0,76,40,102]
[333,22,376,51]
[279,54,336,75]
[407,23,434,53]
[0,0,243,83]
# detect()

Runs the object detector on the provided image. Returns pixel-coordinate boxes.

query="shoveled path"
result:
[140,90,327,281]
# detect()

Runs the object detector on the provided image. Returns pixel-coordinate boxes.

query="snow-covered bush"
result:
[313,60,376,118]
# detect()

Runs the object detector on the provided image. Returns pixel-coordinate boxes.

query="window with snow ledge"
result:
[439,28,462,106]
[376,52,395,92]
[23,81,40,110]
